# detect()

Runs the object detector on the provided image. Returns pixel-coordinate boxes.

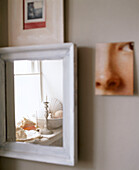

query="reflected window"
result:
[14,60,63,146]
[14,61,42,125]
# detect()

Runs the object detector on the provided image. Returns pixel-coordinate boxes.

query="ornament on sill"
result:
[49,98,63,117]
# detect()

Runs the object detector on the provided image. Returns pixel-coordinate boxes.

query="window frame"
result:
[0,43,77,166]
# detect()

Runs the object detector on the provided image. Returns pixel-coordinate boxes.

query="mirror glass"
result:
[14,60,63,147]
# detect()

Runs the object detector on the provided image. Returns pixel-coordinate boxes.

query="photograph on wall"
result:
[95,41,134,96]
[23,0,46,29]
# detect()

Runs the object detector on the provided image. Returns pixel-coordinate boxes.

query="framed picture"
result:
[0,43,77,166]
[8,0,64,46]
[23,0,46,29]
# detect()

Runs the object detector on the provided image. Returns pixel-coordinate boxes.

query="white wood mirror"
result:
[0,43,77,166]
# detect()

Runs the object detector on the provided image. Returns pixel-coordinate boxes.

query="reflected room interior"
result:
[14,60,63,147]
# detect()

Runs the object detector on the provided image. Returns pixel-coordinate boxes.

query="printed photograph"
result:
[95,42,134,96]
[23,0,46,29]
[27,1,43,20]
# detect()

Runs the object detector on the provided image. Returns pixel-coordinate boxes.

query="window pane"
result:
[14,60,40,74]
[14,75,41,124]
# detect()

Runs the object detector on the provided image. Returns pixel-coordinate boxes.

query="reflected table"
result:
[27,127,63,146]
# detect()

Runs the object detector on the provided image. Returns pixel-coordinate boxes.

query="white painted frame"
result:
[0,43,77,166]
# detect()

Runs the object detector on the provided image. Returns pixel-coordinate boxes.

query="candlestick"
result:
[41,101,53,135]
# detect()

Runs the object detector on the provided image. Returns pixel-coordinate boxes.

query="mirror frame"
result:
[0,43,77,166]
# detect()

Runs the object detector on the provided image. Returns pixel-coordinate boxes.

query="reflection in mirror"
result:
[14,60,63,147]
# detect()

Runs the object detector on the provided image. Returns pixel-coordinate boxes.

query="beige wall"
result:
[1,0,139,170]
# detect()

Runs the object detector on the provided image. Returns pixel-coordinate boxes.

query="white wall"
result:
[1,0,139,170]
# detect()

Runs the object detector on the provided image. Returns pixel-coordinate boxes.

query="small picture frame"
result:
[23,0,46,29]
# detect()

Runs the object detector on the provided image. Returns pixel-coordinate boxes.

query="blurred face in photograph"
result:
[95,42,134,95]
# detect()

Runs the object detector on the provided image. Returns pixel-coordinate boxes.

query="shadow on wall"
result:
[78,47,95,165]
[134,50,138,95]
[0,0,8,47]
[0,157,17,170]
